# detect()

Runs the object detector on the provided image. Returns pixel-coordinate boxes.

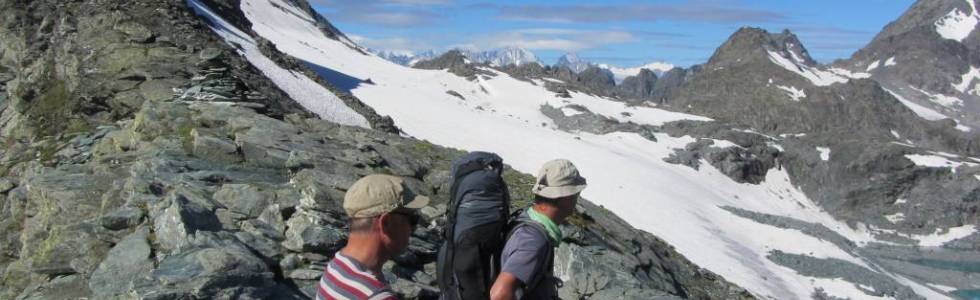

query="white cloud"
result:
[467,28,635,52]
[490,3,786,24]
[384,0,452,5]
[347,34,432,52]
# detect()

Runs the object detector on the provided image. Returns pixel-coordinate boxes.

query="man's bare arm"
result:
[489,272,521,300]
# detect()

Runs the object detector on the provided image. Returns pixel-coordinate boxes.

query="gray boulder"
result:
[88,228,154,298]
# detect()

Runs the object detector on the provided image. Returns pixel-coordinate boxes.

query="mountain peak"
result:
[461,47,540,67]
[556,53,593,73]
[414,49,470,69]
[369,49,437,66]
[708,27,816,67]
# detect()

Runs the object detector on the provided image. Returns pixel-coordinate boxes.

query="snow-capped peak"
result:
[555,53,593,73]
[369,49,436,67]
[598,61,675,84]
[462,46,540,67]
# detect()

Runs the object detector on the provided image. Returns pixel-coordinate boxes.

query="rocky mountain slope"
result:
[0,0,752,299]
[834,0,980,130]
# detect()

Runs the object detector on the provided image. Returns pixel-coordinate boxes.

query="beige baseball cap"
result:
[343,174,430,218]
[531,159,587,199]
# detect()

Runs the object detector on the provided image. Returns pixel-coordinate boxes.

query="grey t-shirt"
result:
[500,223,558,299]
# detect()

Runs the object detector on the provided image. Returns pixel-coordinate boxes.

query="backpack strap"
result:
[505,214,554,297]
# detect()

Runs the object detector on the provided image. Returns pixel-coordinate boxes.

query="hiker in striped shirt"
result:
[318,174,429,300]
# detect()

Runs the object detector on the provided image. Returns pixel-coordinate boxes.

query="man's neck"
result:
[339,236,387,276]
[532,204,560,224]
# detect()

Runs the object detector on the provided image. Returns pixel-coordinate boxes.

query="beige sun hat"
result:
[344,174,430,218]
[531,159,587,199]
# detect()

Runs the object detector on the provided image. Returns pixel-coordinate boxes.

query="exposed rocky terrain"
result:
[834,0,980,130]
[0,0,753,299]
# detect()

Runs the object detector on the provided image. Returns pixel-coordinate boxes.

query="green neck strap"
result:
[527,207,562,247]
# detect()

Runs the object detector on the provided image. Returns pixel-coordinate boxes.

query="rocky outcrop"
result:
[576,66,616,92]
[413,50,494,80]
[616,68,659,103]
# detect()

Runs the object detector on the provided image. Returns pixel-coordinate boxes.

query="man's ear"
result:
[376,213,392,234]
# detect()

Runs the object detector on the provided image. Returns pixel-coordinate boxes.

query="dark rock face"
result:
[616,69,658,102]
[499,61,548,79]
[0,0,752,299]
[838,0,980,129]
[650,67,689,104]
[667,28,976,156]
[576,66,616,91]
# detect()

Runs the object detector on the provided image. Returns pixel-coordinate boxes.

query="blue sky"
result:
[312,0,916,67]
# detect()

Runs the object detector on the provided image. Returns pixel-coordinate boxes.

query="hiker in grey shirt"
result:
[490,159,587,300]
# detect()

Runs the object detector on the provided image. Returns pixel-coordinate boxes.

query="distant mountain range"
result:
[370,49,437,67]
[370,48,674,85]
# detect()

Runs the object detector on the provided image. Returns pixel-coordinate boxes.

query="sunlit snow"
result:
[767,51,849,86]
[186,0,369,128]
[776,85,806,101]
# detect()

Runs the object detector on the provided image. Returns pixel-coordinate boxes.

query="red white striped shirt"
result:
[317,252,399,300]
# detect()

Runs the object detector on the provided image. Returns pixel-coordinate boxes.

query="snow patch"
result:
[884,212,905,223]
[904,154,978,172]
[891,275,955,300]
[891,130,901,139]
[767,51,848,86]
[817,147,831,161]
[828,67,872,79]
[186,0,369,128]
[767,142,785,152]
[931,151,963,159]
[558,91,712,126]
[910,86,964,108]
[560,107,583,117]
[912,225,977,247]
[707,139,742,149]
[935,0,980,42]
[926,283,958,293]
[885,87,971,130]
[776,85,806,101]
[883,88,951,120]
[953,66,980,96]
[867,60,881,72]
[884,56,897,67]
